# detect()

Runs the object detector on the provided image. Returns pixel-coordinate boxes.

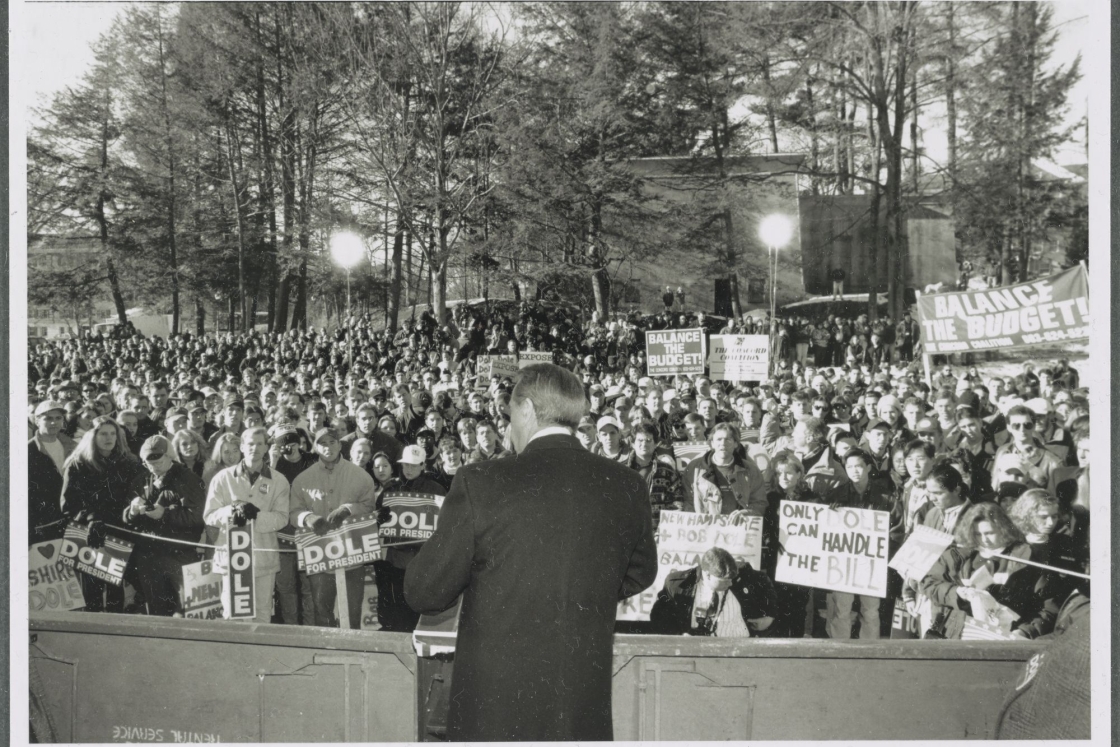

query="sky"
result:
[16,0,1094,164]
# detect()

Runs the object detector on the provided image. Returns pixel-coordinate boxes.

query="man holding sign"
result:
[290,427,377,628]
[204,427,291,623]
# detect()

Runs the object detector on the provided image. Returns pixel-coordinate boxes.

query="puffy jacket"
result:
[681,451,768,517]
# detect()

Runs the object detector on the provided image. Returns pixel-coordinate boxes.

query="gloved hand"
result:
[240,502,261,522]
[156,489,179,508]
[309,515,329,536]
[229,502,248,527]
[86,520,106,549]
[377,507,392,526]
[326,506,351,527]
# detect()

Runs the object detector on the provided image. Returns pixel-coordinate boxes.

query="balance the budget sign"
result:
[379,492,441,547]
[181,560,223,620]
[295,514,382,575]
[29,540,85,612]
[708,334,769,381]
[646,328,705,376]
[59,523,134,587]
[774,500,889,598]
[916,265,1089,354]
[617,510,764,622]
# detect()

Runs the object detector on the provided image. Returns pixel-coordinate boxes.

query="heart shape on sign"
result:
[37,544,55,560]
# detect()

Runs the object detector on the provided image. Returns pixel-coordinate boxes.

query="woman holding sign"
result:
[60,416,141,612]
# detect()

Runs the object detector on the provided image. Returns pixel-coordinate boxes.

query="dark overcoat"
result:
[404,433,658,742]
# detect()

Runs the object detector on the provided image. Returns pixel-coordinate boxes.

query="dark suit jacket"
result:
[404,433,658,742]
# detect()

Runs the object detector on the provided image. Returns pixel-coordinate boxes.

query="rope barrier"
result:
[986,550,1090,580]
[38,519,300,553]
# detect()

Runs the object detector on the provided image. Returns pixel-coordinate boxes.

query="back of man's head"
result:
[512,363,586,429]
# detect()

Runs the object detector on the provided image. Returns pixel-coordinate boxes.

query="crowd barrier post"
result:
[336,567,351,630]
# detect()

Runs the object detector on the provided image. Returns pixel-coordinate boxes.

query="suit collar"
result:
[519,432,583,455]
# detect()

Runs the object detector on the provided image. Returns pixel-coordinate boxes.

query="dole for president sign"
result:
[645,328,705,376]
[379,492,441,547]
[295,514,382,575]
[916,265,1089,354]
[59,523,133,587]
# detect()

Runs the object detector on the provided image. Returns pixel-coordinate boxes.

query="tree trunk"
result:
[96,94,128,324]
[223,125,250,332]
[195,295,205,336]
[762,56,779,153]
[387,218,404,332]
[944,2,957,182]
[256,9,279,333]
[154,7,180,334]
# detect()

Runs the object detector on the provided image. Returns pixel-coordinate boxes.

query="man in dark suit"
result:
[405,363,658,742]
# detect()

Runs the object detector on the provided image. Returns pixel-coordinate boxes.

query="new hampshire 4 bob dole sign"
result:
[916,265,1089,354]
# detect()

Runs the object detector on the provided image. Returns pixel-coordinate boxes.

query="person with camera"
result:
[203,427,291,623]
[289,427,377,628]
[650,546,778,637]
[122,435,207,616]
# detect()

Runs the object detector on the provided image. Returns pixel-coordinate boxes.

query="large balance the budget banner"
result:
[916,265,1088,354]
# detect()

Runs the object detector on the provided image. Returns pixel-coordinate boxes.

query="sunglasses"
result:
[1008,422,1035,430]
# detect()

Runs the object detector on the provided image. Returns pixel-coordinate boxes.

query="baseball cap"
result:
[140,435,171,461]
[269,423,301,446]
[399,444,427,465]
[223,394,245,409]
[866,418,893,432]
[637,376,654,390]
[312,426,340,446]
[577,416,596,432]
[596,415,623,432]
[877,394,900,411]
[1023,397,1051,416]
[164,408,188,423]
[187,402,207,414]
[34,400,66,418]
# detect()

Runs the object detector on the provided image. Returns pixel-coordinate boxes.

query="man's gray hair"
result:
[512,363,586,429]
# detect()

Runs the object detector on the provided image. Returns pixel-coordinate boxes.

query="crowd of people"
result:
[27,296,1090,642]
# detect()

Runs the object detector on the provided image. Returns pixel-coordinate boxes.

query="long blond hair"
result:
[63,415,134,472]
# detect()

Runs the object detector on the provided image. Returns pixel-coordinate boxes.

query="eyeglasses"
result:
[1008,422,1035,430]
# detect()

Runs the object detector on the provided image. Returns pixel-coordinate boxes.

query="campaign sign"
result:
[708,334,769,381]
[361,566,379,630]
[916,264,1089,354]
[59,523,134,587]
[672,441,710,473]
[517,351,555,369]
[888,525,954,581]
[617,510,764,622]
[181,560,223,620]
[378,492,441,547]
[890,604,921,639]
[227,526,255,619]
[476,355,519,389]
[29,540,85,612]
[295,514,382,575]
[774,501,890,598]
[646,328,705,376]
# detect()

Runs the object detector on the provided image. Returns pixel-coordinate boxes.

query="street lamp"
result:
[330,231,365,374]
[759,214,793,378]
